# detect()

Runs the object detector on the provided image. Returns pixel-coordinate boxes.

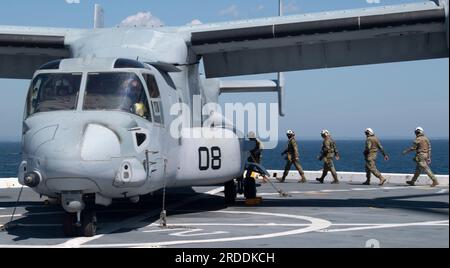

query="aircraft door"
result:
[141,73,166,188]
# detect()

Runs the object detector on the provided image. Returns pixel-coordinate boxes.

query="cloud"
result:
[283,0,300,14]
[119,11,163,27]
[219,5,240,17]
[366,0,381,4]
[187,19,202,26]
[255,5,265,12]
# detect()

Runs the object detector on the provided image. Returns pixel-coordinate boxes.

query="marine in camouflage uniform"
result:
[279,130,307,183]
[363,128,389,186]
[403,127,439,187]
[316,130,340,184]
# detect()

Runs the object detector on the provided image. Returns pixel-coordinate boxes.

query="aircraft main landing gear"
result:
[223,169,259,206]
[241,162,269,204]
[224,180,237,204]
[244,175,257,200]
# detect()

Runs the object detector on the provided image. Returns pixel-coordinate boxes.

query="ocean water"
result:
[0,140,448,178]
[261,139,449,175]
[0,142,22,178]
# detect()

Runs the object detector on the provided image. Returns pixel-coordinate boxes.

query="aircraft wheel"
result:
[244,178,257,199]
[81,209,97,237]
[236,176,244,195]
[63,212,76,237]
[224,180,237,204]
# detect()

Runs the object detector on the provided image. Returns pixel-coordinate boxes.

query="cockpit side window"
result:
[84,72,152,121]
[143,74,164,125]
[26,73,82,117]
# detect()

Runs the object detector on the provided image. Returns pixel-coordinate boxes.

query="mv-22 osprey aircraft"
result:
[0,1,448,237]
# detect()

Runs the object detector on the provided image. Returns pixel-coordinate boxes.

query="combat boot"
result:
[298,177,307,184]
[362,180,371,185]
[277,178,286,183]
[431,180,439,188]
[406,181,415,186]
[379,178,387,186]
[331,180,340,184]
[316,178,324,184]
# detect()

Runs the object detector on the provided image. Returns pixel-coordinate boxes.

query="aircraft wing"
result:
[186,1,449,78]
[0,26,77,79]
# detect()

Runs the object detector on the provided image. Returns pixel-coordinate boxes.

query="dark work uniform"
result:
[249,138,263,164]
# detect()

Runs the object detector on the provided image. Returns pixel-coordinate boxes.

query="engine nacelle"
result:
[175,127,243,187]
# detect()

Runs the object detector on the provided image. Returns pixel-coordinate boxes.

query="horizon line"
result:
[1,137,449,143]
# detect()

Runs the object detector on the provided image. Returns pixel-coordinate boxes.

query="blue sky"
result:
[0,0,448,141]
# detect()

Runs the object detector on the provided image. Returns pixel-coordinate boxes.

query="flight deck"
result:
[0,177,448,248]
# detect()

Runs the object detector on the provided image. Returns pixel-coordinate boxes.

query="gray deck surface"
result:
[0,181,448,248]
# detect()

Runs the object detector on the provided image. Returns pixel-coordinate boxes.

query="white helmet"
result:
[321,130,330,136]
[415,127,424,134]
[286,130,295,136]
[365,128,374,136]
[248,131,256,139]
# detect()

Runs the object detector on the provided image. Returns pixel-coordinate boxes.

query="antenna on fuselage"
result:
[94,4,104,29]
[277,0,286,117]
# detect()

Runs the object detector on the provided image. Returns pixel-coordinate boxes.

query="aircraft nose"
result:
[81,124,122,161]
[24,125,59,156]
[20,114,148,190]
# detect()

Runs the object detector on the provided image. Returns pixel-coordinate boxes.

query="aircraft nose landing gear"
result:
[63,212,77,237]
[63,210,97,237]
[61,193,97,237]
[81,209,97,237]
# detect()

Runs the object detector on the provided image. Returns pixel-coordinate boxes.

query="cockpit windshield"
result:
[27,73,82,117]
[83,72,151,120]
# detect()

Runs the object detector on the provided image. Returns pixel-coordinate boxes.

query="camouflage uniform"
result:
[281,137,306,182]
[249,138,263,164]
[364,135,387,182]
[318,137,339,183]
[404,134,438,185]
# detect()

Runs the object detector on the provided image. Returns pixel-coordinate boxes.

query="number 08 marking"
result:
[211,147,221,170]
[199,147,222,171]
